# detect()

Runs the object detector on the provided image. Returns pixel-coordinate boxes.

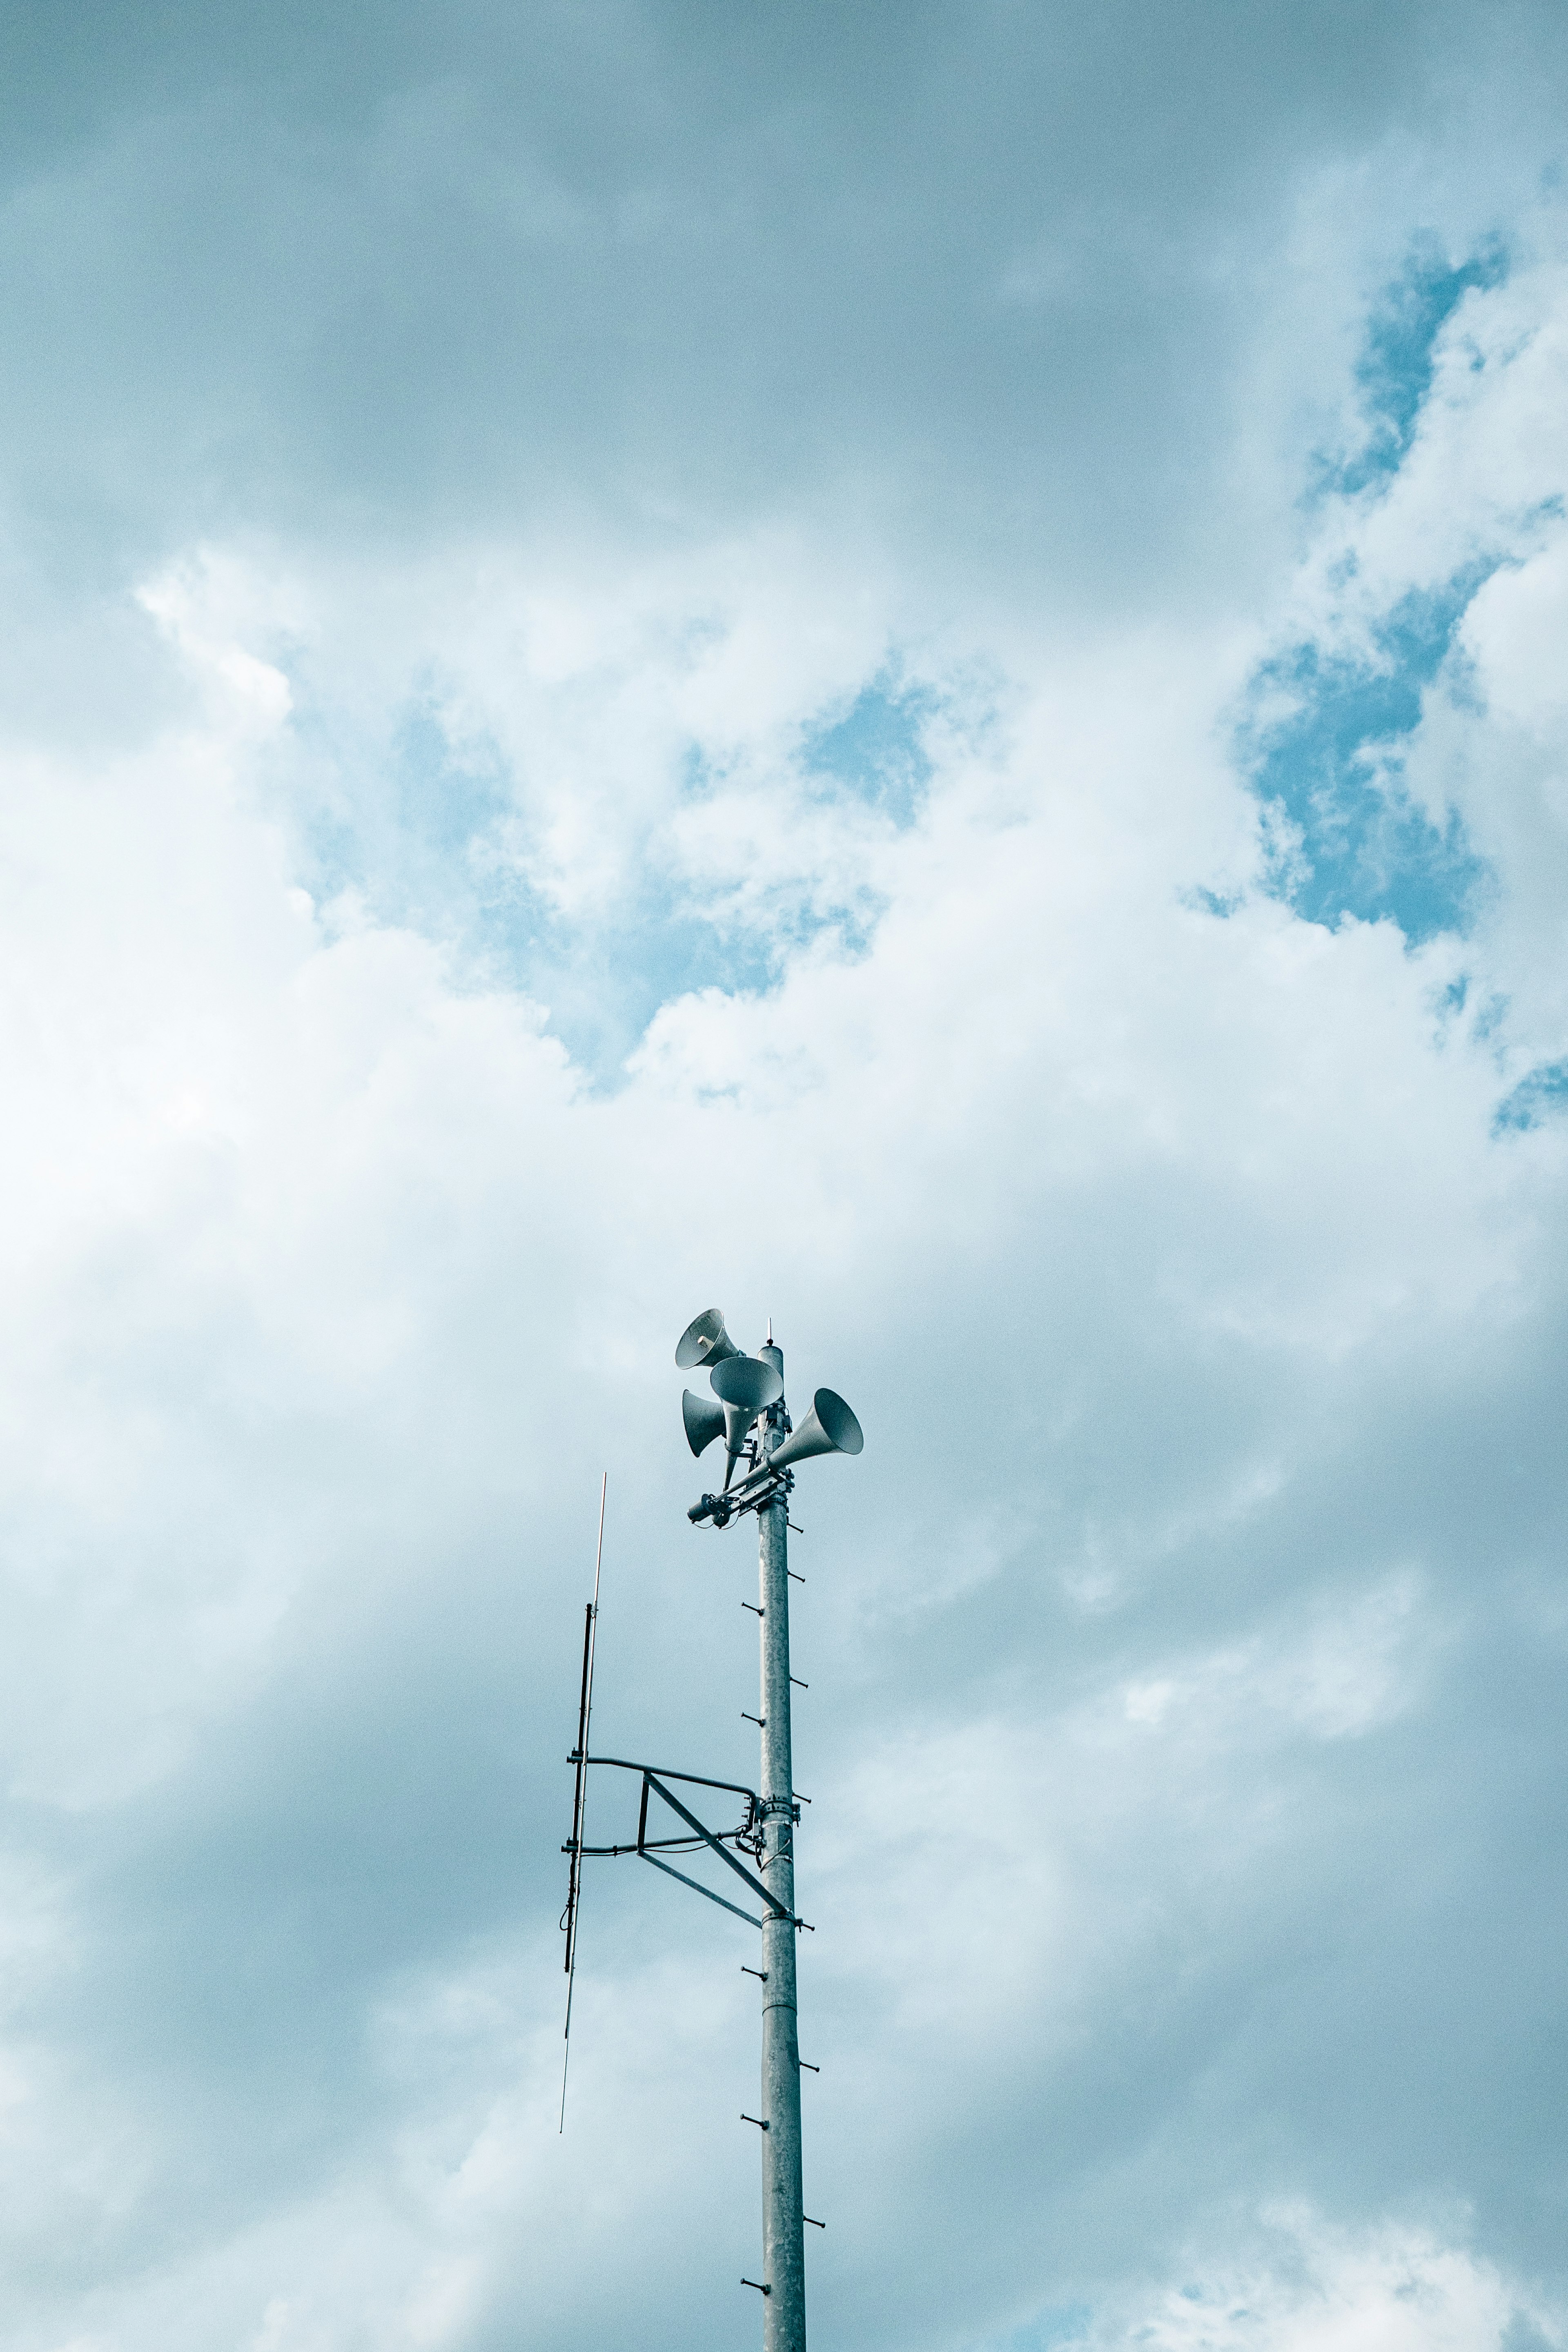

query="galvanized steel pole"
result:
[757,1351,806,2352]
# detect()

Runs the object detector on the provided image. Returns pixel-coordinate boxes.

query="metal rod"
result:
[577,1832,741,1856]
[641,1851,765,1928]
[757,1371,807,2352]
[562,1604,594,1971]
[580,1755,758,1804]
[559,1472,608,2133]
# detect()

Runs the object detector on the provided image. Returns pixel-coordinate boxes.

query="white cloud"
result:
[1080,2209,1564,2352]
[0,21,1567,2352]
[0,433,1561,2339]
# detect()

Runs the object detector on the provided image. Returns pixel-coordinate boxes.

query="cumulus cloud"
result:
[1074,2210,1563,2352]
[1,9,1568,2352]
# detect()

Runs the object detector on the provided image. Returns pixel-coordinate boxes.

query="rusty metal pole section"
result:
[560,1308,862,2344]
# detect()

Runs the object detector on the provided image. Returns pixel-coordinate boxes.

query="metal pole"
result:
[560,1473,608,2132]
[757,1356,805,2351]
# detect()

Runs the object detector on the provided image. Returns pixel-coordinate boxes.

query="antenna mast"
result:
[559,1470,607,2131]
[560,1311,862,2348]
[753,1333,806,2351]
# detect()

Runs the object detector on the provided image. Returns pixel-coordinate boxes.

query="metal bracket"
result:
[687,1464,793,1529]
[568,1753,807,1929]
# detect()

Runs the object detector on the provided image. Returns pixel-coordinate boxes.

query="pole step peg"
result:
[741,2113,770,2131]
[742,1711,765,1727]
[788,1522,804,1534]
[791,1677,808,1689]
[742,1966,768,1982]
[742,2279,772,2296]
[742,1602,764,1615]
[788,1569,804,1583]
[805,2215,826,2229]
[798,2060,819,2072]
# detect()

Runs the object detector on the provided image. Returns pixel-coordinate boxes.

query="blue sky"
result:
[2,8,1568,2352]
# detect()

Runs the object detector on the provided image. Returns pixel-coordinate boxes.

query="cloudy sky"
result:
[2,4,1568,2347]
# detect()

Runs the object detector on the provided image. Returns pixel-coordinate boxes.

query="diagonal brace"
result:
[640,1851,766,1927]
[642,1773,794,1923]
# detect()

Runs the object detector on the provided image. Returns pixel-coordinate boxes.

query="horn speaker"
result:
[682,1388,726,1459]
[675,1307,743,1372]
[766,1388,864,1473]
[709,1353,784,1489]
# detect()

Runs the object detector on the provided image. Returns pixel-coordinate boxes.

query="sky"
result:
[1,3,1567,2348]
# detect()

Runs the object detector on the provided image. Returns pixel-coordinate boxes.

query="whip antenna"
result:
[560,1470,607,2132]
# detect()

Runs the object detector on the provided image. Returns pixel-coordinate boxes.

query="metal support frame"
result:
[564,1753,809,1932]
[564,1325,846,2352]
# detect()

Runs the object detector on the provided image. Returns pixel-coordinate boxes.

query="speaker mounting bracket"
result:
[687,1467,793,1530]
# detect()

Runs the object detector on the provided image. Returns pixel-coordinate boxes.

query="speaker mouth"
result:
[810,1388,864,1454]
[709,1355,784,1412]
[682,1388,726,1458]
[676,1307,736,1370]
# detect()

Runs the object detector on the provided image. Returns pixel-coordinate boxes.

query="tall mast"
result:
[755,1339,806,2350]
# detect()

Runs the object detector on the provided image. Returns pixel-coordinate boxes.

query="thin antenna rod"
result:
[560,1471,608,2132]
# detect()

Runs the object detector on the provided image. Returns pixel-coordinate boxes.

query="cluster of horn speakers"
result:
[677,1308,864,1492]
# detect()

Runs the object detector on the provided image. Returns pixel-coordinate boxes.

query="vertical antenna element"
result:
[560,1471,608,2132]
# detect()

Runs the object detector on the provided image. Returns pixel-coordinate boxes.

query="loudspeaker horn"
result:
[682,1388,726,1459]
[767,1388,864,1474]
[709,1353,785,1489]
[675,1307,743,1372]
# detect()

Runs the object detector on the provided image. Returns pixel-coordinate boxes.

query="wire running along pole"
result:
[560,1470,608,2132]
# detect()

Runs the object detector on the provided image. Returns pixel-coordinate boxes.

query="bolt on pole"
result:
[757,1373,806,2352]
